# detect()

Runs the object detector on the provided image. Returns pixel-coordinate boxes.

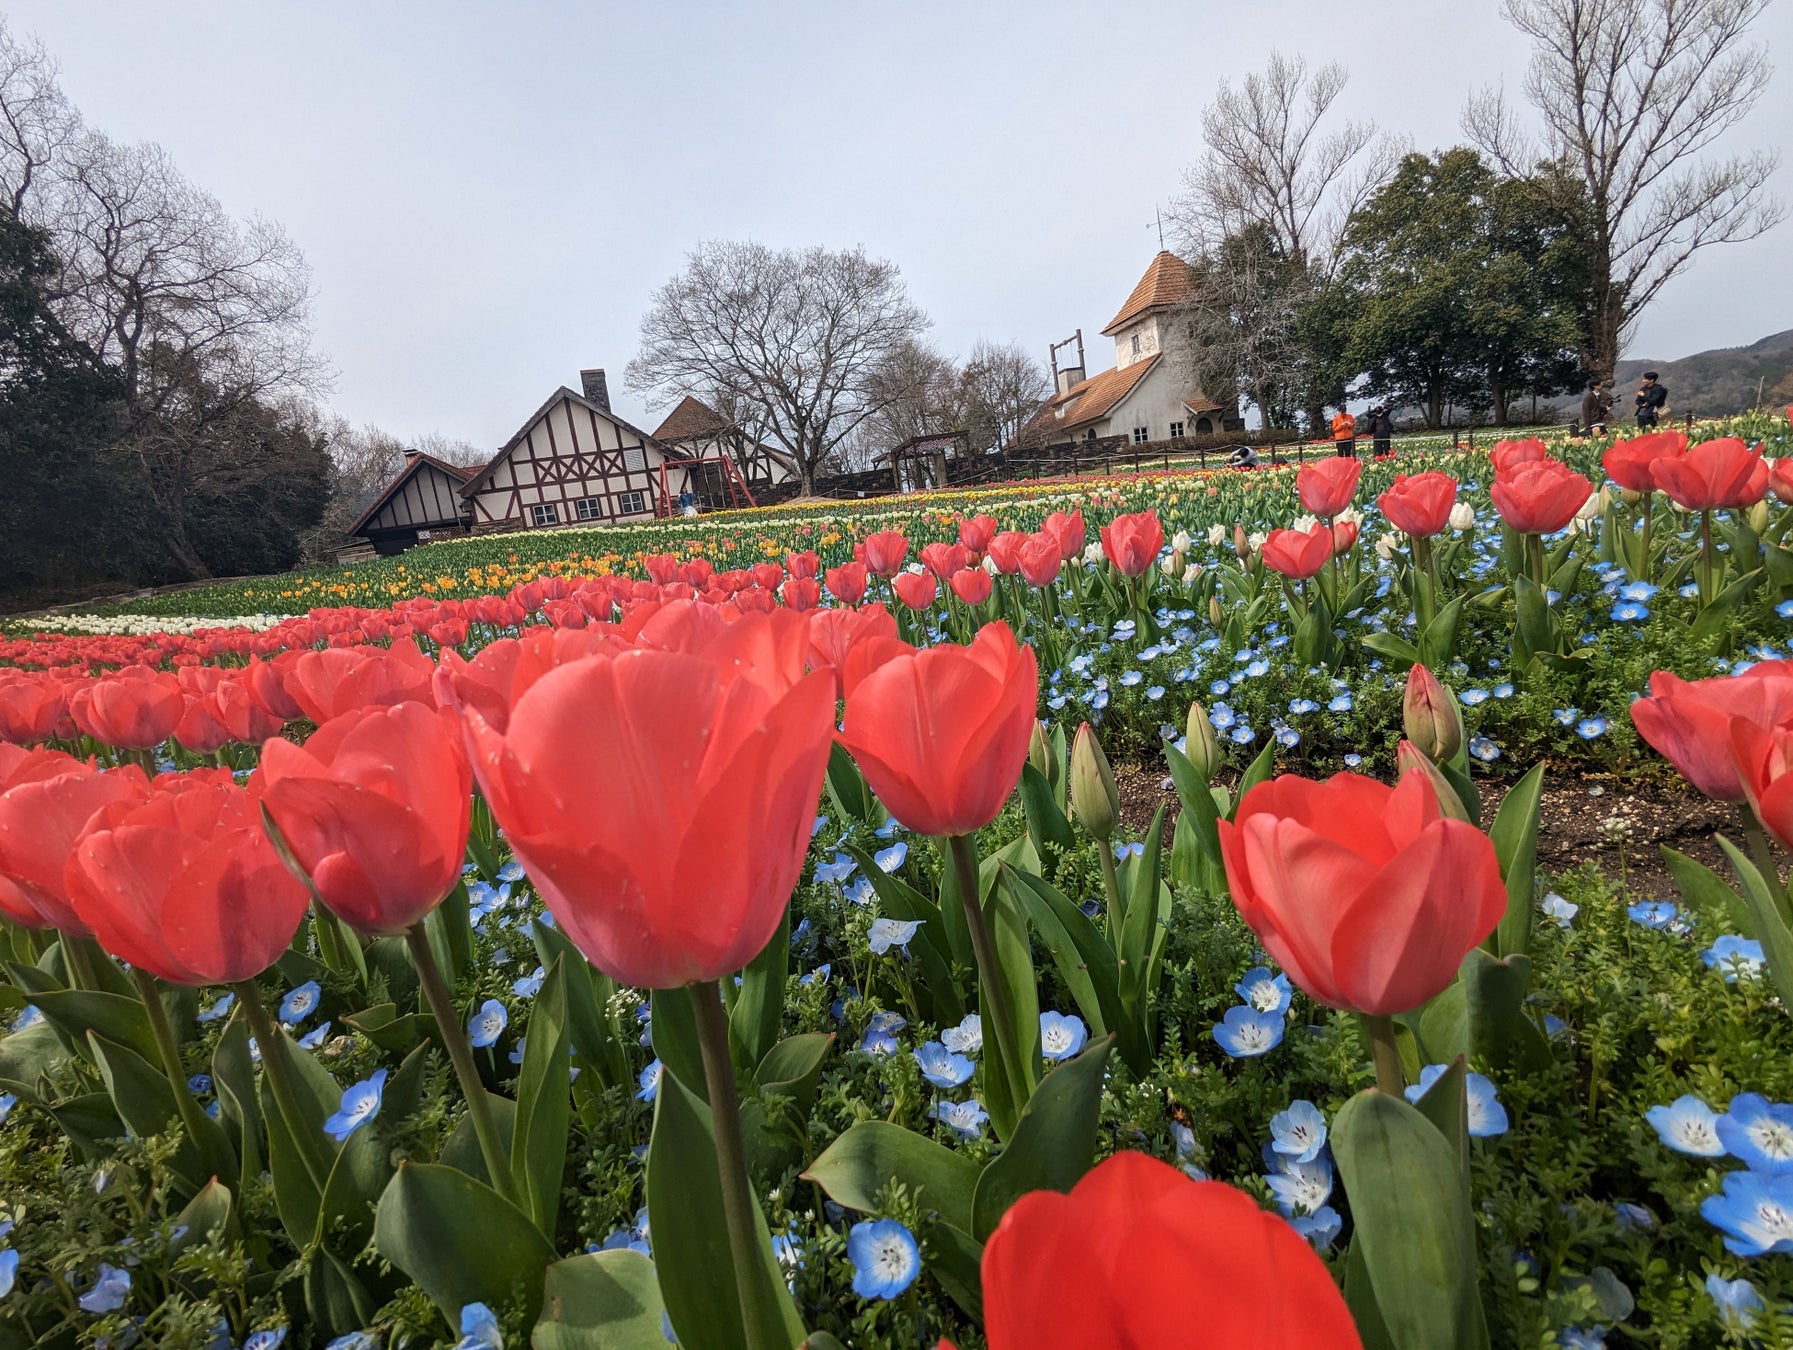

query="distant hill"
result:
[1603,329,1793,418]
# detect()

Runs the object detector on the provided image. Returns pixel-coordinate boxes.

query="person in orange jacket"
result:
[1330,407,1357,458]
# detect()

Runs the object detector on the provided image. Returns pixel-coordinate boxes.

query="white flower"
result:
[982,555,999,574]
[1247,531,1268,551]
[1171,529,1192,552]
[1449,502,1475,531]
[1160,553,1182,577]
[1206,524,1228,547]
[1334,507,1365,529]
[1576,488,1606,521]
[1083,542,1106,565]
[1290,513,1320,534]
[1375,534,1400,561]
[1182,563,1202,582]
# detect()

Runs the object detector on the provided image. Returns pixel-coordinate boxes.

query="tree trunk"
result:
[1489,367,1510,426]
[1426,384,1444,429]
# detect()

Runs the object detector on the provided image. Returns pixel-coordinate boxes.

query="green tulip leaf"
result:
[729,906,789,1074]
[534,1250,671,1350]
[375,1161,554,1324]
[970,1034,1112,1242]
[1489,763,1545,959]
[1662,845,1759,937]
[803,1120,980,1234]
[513,954,572,1239]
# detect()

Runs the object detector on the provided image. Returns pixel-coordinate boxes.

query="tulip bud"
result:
[1620,487,1644,508]
[1184,702,1218,781]
[1233,524,1250,563]
[1749,499,1770,533]
[1069,721,1120,841]
[1397,740,1473,822]
[1027,718,1058,782]
[1403,663,1462,763]
[1208,595,1224,627]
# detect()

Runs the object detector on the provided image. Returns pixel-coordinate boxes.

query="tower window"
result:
[1131,334,1141,354]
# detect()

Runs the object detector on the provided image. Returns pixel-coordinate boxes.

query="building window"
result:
[574,496,604,522]
[1169,421,1185,439]
[1132,426,1150,444]
[1131,334,1141,354]
[616,489,647,515]
[622,447,647,472]
[528,502,559,527]
[1085,428,1098,441]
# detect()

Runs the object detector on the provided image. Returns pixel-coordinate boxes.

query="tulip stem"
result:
[1639,495,1654,582]
[1365,1014,1405,1098]
[233,978,333,1190]
[405,923,520,1208]
[947,832,1023,1102]
[1700,510,1715,607]
[132,966,233,1186]
[1097,842,1123,948]
[688,979,784,1350]
[1739,802,1783,898]
[61,934,99,991]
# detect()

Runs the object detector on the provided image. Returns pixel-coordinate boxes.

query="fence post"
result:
[1468,428,1475,450]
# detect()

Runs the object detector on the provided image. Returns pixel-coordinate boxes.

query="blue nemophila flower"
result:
[1628,900,1677,930]
[1269,1100,1328,1163]
[1469,736,1501,762]
[1557,1329,1605,1349]
[1146,685,1166,700]
[1702,1170,1793,1255]
[1290,1205,1342,1251]
[1210,679,1232,696]
[636,1060,662,1103]
[323,1069,387,1142]
[79,1263,130,1314]
[929,1098,988,1140]
[873,842,907,873]
[1716,1094,1793,1173]
[9,1005,41,1033]
[513,966,545,998]
[1706,1273,1764,1331]
[1264,1151,1333,1215]
[1235,967,1292,1015]
[244,1330,288,1350]
[1091,689,1111,710]
[1680,582,1701,598]
[454,1301,504,1350]
[1288,698,1320,715]
[1343,753,1363,768]
[814,854,856,886]
[1614,1202,1656,1233]
[278,980,321,1026]
[0,1248,15,1299]
[1245,659,1270,678]
[1209,703,1237,730]
[848,1218,920,1300]
[1645,1095,1725,1156]
[1039,1011,1088,1061]
[913,1041,975,1088]
[940,1013,982,1056]
[874,817,902,840]
[1405,1065,1508,1136]
[1492,683,1514,699]
[1703,935,1766,982]
[1328,693,1353,711]
[1113,841,1144,861]
[1779,598,1793,620]
[812,814,829,838]
[1460,688,1490,706]
[844,876,875,907]
[797,962,832,987]
[468,1000,507,1049]
[1230,725,1256,744]
[298,1022,332,1051]
[1576,717,1608,739]
[1212,1005,1284,1058]
[867,917,921,955]
[1119,670,1143,687]
[1542,893,1578,927]
[1553,707,1580,726]
[1611,601,1649,621]
[187,1073,211,1096]
[858,1011,906,1056]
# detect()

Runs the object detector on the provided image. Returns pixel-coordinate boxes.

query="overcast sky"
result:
[8,0,1791,446]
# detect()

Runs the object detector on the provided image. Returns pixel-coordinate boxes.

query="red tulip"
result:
[1258,526,1333,580]
[214,678,284,744]
[246,655,304,722]
[174,692,232,755]
[824,561,868,605]
[285,639,437,723]
[1730,715,1793,851]
[958,514,997,556]
[1099,511,1164,577]
[751,562,786,591]
[642,554,680,585]
[0,757,148,932]
[1296,457,1361,518]
[782,576,821,612]
[892,571,938,611]
[1630,661,1793,802]
[1603,430,1686,492]
[1650,437,1769,511]
[950,567,993,606]
[1041,509,1086,561]
[1490,458,1592,535]
[986,531,1028,575]
[0,672,66,745]
[838,621,1037,836]
[956,1151,1362,1350]
[434,628,625,735]
[1017,533,1062,587]
[257,703,472,935]
[1771,459,1793,504]
[1490,437,1550,477]
[69,665,183,749]
[786,550,820,580]
[920,541,971,579]
[808,605,905,697]
[67,775,310,984]
[859,530,910,578]
[1217,770,1506,1015]
[1329,519,1359,558]
[1376,471,1458,538]
[463,618,836,987]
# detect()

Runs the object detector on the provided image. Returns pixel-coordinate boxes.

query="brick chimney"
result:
[580,368,611,412]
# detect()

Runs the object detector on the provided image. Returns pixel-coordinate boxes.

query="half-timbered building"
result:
[649,396,799,493]
[347,451,479,555]
[460,370,673,530]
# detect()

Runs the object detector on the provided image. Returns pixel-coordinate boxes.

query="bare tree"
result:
[1175,223,1309,429]
[958,339,1048,455]
[1466,0,1783,383]
[626,241,930,494]
[412,430,487,467]
[0,18,77,217]
[1172,51,1401,276]
[853,338,963,465]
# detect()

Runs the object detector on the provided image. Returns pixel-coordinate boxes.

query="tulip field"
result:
[4,415,1793,1348]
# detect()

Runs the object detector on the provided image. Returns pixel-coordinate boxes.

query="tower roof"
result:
[1102,251,1196,336]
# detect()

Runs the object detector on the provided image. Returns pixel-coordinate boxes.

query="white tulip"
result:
[1375,534,1400,561]
[1182,562,1203,583]
[1083,542,1106,565]
[1247,531,1268,551]
[1449,503,1475,531]
[1206,524,1228,547]
[1171,529,1192,553]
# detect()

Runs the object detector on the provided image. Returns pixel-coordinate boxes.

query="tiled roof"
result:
[1021,356,1160,438]
[1102,251,1196,335]
[651,395,731,443]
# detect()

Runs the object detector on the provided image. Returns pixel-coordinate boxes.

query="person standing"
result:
[1330,407,1357,458]
[1635,372,1667,427]
[1367,405,1394,457]
[1581,381,1612,435]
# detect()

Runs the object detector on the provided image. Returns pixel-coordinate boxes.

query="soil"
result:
[1112,760,1739,903]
